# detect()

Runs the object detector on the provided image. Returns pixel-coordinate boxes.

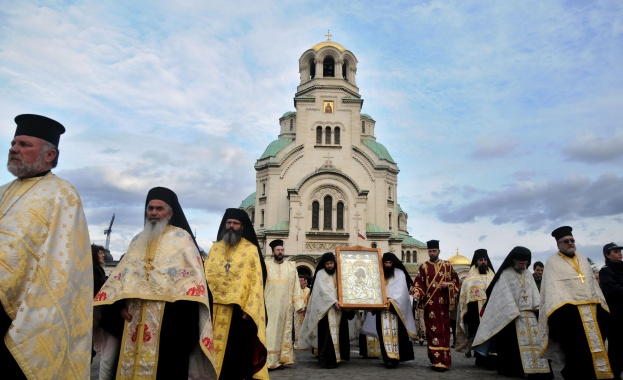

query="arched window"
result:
[262,183,266,195]
[397,215,401,230]
[312,201,319,229]
[389,213,392,230]
[407,251,411,263]
[362,121,365,134]
[371,242,377,248]
[316,126,322,144]
[336,202,344,230]
[342,62,347,80]
[401,251,405,261]
[309,58,315,79]
[251,209,255,224]
[334,127,340,145]
[323,195,332,230]
[290,119,293,131]
[325,127,331,145]
[261,209,265,227]
[323,57,335,77]
[388,185,392,199]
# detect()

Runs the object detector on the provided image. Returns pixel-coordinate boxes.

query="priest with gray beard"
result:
[204,208,268,379]
[94,187,215,380]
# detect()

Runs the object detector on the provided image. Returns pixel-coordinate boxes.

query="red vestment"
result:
[414,260,459,369]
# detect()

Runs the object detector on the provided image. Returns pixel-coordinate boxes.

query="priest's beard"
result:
[383,265,395,279]
[513,265,525,274]
[325,267,336,275]
[273,254,284,263]
[142,218,170,245]
[478,263,488,274]
[222,228,242,246]
[7,150,47,178]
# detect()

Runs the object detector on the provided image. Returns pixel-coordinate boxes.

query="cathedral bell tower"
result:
[243,34,425,276]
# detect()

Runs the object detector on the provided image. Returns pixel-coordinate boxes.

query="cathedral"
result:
[239,35,427,277]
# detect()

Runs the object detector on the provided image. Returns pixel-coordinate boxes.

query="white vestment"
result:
[473,268,550,374]
[264,260,305,368]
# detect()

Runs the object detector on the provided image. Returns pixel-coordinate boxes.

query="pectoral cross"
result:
[578,273,585,283]
[224,262,231,275]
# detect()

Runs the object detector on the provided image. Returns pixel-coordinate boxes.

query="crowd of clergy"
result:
[1,114,622,380]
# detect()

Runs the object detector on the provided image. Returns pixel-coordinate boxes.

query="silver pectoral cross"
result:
[224,262,231,275]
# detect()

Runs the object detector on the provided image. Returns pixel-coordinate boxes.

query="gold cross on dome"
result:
[325,30,332,41]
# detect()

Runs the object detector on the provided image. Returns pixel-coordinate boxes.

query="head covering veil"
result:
[383,252,413,288]
[216,208,267,285]
[311,252,336,288]
[470,249,495,272]
[485,246,531,301]
[145,187,198,249]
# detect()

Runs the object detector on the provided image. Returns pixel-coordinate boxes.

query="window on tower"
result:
[316,126,322,144]
[334,127,340,145]
[312,201,319,229]
[309,58,315,79]
[323,196,332,230]
[323,57,335,77]
[325,126,331,145]
[337,202,344,230]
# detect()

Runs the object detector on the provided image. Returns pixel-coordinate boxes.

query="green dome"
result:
[281,111,296,119]
[239,192,256,209]
[258,137,294,160]
[361,139,396,164]
[361,114,375,121]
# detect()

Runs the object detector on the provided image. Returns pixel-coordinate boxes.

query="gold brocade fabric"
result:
[264,260,305,368]
[94,226,215,379]
[294,287,311,348]
[0,174,93,379]
[204,238,268,379]
[455,266,495,351]
[380,309,400,360]
[538,251,611,379]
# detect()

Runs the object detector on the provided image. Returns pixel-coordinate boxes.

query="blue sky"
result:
[2,1,622,268]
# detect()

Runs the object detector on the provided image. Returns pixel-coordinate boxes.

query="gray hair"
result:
[40,140,59,168]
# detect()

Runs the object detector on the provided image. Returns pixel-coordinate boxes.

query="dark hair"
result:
[91,244,105,264]
[533,261,544,270]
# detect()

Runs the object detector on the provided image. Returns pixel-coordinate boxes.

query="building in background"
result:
[239,35,427,277]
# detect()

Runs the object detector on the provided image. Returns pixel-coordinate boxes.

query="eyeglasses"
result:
[558,238,575,244]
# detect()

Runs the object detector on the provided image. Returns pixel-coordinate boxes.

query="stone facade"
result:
[240,37,426,274]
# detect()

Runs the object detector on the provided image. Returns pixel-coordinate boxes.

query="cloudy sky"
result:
[2,1,622,268]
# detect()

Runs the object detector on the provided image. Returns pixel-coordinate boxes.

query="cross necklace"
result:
[224,243,240,275]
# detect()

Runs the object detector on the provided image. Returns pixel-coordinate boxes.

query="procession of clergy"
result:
[1,114,621,380]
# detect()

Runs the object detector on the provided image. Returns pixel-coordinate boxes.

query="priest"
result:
[473,246,553,379]
[455,248,495,365]
[94,187,215,379]
[204,208,268,379]
[413,240,460,371]
[376,252,417,368]
[264,239,305,369]
[538,226,612,380]
[1,114,93,379]
[298,252,350,369]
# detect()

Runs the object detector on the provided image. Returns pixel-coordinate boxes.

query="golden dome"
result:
[311,40,346,52]
[447,252,471,265]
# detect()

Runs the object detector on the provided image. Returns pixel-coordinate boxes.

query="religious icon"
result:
[336,245,387,309]
[324,101,334,114]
